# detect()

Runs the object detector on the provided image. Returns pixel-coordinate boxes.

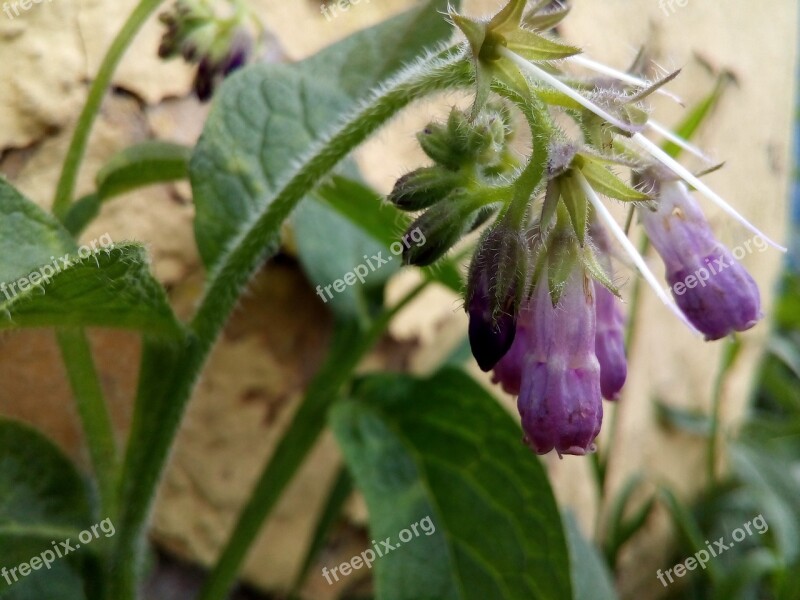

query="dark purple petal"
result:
[468,267,518,371]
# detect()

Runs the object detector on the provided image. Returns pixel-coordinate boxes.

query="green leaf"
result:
[315,175,405,248]
[662,72,735,158]
[191,0,458,270]
[0,419,93,599]
[61,143,191,235]
[0,243,183,336]
[95,141,191,200]
[0,180,180,336]
[654,401,713,436]
[0,179,75,284]
[331,369,571,600]
[564,512,618,600]
[293,194,398,321]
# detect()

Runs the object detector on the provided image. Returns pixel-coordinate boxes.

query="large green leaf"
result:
[0,420,92,599]
[0,180,181,336]
[331,369,571,600]
[0,179,75,284]
[190,0,458,270]
[0,244,182,336]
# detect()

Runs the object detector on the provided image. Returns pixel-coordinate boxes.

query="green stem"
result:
[200,282,428,600]
[107,55,470,600]
[51,0,166,219]
[56,329,119,519]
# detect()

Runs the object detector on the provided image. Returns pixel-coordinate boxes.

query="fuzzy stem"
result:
[52,0,166,219]
[56,329,119,520]
[199,282,429,600]
[107,54,471,600]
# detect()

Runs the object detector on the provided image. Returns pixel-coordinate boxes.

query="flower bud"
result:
[640,180,762,340]
[401,192,479,266]
[466,224,529,371]
[388,167,463,211]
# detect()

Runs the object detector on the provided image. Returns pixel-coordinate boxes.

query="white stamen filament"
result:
[575,171,700,333]
[568,54,684,105]
[632,133,787,252]
[498,47,636,133]
[646,119,714,163]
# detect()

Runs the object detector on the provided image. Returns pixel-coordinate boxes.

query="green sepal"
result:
[505,29,581,61]
[580,243,620,297]
[626,69,681,103]
[534,85,584,110]
[492,57,532,99]
[523,4,572,31]
[559,173,588,246]
[540,178,561,233]
[576,155,650,202]
[619,103,650,130]
[450,13,492,118]
[545,208,579,305]
[487,0,527,33]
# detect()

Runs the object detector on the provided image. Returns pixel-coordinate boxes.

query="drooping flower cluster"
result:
[158,0,254,100]
[391,0,783,456]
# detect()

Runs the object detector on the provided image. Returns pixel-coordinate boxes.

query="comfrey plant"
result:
[0,0,785,598]
[388,0,783,456]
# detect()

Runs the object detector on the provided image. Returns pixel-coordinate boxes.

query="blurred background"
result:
[0,1,798,598]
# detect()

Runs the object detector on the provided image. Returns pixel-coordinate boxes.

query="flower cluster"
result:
[158,0,254,100]
[392,0,783,456]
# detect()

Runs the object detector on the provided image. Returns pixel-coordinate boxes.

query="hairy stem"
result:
[56,329,119,519]
[52,0,166,219]
[200,282,429,600]
[107,55,471,600]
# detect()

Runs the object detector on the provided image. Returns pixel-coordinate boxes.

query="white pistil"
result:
[575,171,700,333]
[569,54,684,105]
[499,47,636,133]
[646,119,714,163]
[632,133,787,252]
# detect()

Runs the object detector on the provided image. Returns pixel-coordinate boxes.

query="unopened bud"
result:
[388,167,463,211]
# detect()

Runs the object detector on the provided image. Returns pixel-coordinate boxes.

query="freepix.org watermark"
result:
[1,518,115,588]
[0,233,114,302]
[2,0,53,20]
[659,0,689,17]
[656,514,768,587]
[320,0,370,22]
[315,227,426,304]
[322,515,436,585]
[668,235,768,297]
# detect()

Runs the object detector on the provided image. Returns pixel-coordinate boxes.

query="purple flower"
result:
[640,181,762,340]
[593,283,627,400]
[491,302,533,395]
[467,265,518,371]
[467,224,528,371]
[516,268,603,456]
